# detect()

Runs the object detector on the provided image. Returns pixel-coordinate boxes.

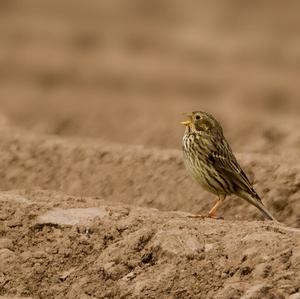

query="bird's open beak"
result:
[181,114,192,126]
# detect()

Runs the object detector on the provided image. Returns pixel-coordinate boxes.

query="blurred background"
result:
[1,0,300,154]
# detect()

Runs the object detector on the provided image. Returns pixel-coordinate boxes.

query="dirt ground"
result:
[0,1,300,298]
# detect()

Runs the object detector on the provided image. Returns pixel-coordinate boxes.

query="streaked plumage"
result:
[181,111,276,221]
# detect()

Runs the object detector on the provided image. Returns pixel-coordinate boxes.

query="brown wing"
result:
[207,136,261,200]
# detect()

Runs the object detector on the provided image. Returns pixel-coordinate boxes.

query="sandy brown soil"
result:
[0,0,300,298]
[0,129,299,229]
[1,190,300,299]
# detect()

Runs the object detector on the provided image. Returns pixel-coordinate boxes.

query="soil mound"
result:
[0,129,299,228]
[1,190,299,298]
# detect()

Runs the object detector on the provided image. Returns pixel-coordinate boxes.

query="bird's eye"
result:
[195,115,201,120]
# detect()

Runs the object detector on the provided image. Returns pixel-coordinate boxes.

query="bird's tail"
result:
[239,191,277,221]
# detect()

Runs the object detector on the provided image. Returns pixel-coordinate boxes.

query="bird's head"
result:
[181,111,223,135]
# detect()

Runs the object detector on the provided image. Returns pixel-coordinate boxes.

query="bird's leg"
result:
[187,195,226,219]
[208,196,225,219]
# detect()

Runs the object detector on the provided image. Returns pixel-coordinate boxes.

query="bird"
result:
[181,111,276,221]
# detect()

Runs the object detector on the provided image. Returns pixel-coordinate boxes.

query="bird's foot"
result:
[208,214,224,220]
[187,214,224,220]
